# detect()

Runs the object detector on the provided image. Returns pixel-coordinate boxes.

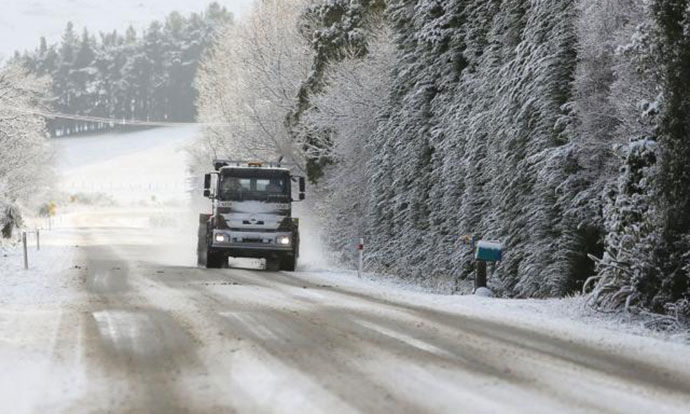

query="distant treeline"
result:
[13,3,232,137]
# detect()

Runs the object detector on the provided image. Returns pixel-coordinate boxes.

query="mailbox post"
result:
[474,240,502,291]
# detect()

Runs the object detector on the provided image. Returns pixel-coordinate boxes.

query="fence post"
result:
[22,231,28,270]
[357,238,364,279]
[36,229,40,251]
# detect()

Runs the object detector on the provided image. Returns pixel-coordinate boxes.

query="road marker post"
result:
[36,229,40,251]
[22,232,28,270]
[357,238,364,279]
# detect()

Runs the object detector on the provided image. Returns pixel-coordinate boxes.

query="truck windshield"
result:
[218,170,290,201]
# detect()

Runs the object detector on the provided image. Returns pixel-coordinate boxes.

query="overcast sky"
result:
[0,0,254,61]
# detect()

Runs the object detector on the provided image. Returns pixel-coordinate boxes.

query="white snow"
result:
[53,126,196,204]
[0,230,84,411]
[292,263,690,346]
[474,287,494,297]
[475,240,502,250]
[0,237,79,305]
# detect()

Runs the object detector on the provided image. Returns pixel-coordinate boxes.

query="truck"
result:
[197,160,305,271]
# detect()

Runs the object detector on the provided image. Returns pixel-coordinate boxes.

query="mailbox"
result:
[475,240,502,262]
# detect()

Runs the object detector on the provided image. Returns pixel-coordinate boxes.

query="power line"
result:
[0,106,243,128]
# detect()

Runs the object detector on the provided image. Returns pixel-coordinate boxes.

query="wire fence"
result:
[0,105,247,128]
[60,180,191,194]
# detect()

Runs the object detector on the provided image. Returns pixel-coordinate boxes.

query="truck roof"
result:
[213,159,293,172]
[218,166,290,175]
[219,166,291,173]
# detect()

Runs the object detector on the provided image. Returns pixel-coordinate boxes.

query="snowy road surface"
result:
[1,127,689,412]
[4,210,690,413]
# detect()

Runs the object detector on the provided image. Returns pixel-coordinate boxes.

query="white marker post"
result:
[22,231,28,270]
[357,238,364,279]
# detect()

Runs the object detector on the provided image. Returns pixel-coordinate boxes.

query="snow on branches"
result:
[0,64,51,238]
[586,138,661,313]
[193,0,313,173]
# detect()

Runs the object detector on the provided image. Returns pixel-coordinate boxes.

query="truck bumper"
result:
[211,229,294,258]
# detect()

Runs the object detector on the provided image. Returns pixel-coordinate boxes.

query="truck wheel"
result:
[280,255,296,272]
[265,258,281,272]
[197,214,211,267]
[206,250,226,269]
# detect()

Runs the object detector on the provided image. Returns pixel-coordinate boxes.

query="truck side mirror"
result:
[203,174,212,198]
[298,177,306,200]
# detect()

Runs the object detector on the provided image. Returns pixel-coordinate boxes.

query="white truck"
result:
[197,160,305,271]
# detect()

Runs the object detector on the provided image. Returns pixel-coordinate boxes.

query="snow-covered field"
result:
[54,126,196,204]
[1,126,689,412]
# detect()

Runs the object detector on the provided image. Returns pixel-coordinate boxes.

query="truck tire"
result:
[280,255,296,271]
[265,258,281,272]
[206,250,226,269]
[197,214,211,267]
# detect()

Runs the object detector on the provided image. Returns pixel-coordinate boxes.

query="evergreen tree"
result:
[649,0,690,312]
[14,5,232,136]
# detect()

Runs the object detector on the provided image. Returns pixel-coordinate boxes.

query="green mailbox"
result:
[475,240,502,262]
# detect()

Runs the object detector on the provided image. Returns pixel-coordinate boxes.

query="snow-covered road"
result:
[1,127,689,412]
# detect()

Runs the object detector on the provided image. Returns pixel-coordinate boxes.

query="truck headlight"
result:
[277,236,291,246]
[215,234,227,243]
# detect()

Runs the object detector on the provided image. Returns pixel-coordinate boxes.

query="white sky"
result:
[0,0,255,61]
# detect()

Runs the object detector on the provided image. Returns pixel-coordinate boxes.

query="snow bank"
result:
[293,267,690,346]
[0,233,79,305]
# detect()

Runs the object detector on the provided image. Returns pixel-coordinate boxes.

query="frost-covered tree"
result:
[586,0,690,322]
[588,138,662,312]
[647,0,690,314]
[296,0,582,294]
[287,0,678,305]
[0,65,52,238]
[304,26,395,258]
[193,0,313,172]
[290,0,387,180]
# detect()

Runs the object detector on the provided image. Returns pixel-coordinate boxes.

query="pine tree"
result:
[649,0,690,312]
[16,7,232,136]
[589,138,662,311]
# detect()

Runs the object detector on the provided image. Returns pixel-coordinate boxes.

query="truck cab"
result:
[197,160,305,271]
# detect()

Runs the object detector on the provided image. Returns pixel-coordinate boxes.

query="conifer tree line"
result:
[196,0,689,322]
[14,3,232,137]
